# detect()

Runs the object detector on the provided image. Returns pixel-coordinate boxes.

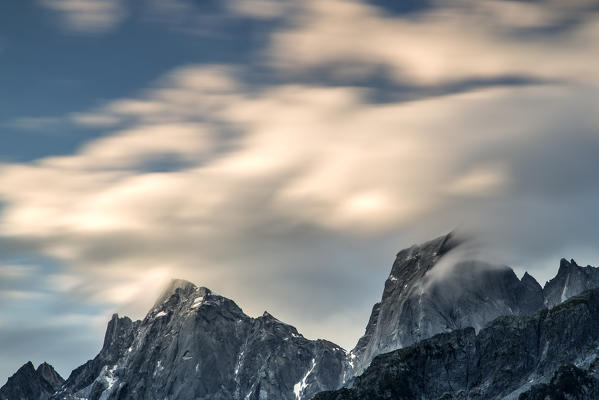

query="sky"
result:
[2,0,599,382]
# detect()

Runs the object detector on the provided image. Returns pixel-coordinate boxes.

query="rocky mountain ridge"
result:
[346,233,599,378]
[0,361,64,400]
[51,280,345,400]
[4,233,599,399]
[315,287,599,400]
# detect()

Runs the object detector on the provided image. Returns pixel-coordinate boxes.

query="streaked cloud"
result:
[225,0,289,19]
[3,0,599,370]
[2,65,599,350]
[268,0,599,85]
[0,264,39,279]
[40,0,126,34]
[4,117,63,131]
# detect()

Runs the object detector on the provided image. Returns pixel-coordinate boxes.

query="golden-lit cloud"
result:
[5,0,599,351]
[269,0,599,85]
[0,61,596,348]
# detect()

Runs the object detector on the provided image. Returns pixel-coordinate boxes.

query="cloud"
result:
[268,0,599,85]
[4,117,63,131]
[40,0,126,34]
[2,62,599,352]
[4,0,599,369]
[225,0,289,19]
[0,264,38,279]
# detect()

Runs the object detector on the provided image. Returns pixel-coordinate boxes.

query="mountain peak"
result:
[18,361,35,374]
[389,232,460,280]
[545,258,599,308]
[350,232,546,379]
[0,361,63,400]
[35,362,64,392]
[558,258,579,274]
[49,279,344,400]
[153,278,200,307]
[521,271,541,288]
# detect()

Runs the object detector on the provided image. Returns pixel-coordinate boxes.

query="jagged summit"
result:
[558,257,578,273]
[6,233,599,400]
[36,363,65,392]
[50,276,345,400]
[522,271,536,281]
[544,258,599,308]
[152,278,202,307]
[0,361,63,400]
[316,286,599,400]
[389,232,458,277]
[348,233,547,379]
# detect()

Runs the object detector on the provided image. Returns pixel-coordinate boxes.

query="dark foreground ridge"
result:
[519,363,599,400]
[315,288,599,400]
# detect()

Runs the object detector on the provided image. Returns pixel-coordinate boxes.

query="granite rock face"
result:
[543,258,599,308]
[346,233,547,378]
[6,234,599,400]
[315,289,599,400]
[0,361,64,400]
[52,280,345,400]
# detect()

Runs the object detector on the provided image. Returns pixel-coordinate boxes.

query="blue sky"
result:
[2,0,599,382]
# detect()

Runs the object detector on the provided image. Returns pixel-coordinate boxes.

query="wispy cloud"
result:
[2,69,599,349]
[268,0,599,85]
[0,264,39,279]
[5,0,599,354]
[4,117,63,131]
[40,0,126,34]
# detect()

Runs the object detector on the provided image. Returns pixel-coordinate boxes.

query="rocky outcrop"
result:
[346,233,547,378]
[315,288,599,400]
[0,361,64,400]
[7,234,599,400]
[518,363,599,400]
[543,258,599,308]
[52,313,140,399]
[52,280,345,400]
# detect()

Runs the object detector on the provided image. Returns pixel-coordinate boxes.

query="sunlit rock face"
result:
[51,280,345,400]
[0,361,64,400]
[346,233,546,379]
[316,289,599,400]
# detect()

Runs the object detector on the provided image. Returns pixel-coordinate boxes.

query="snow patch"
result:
[104,365,117,390]
[191,296,205,309]
[153,360,165,377]
[561,274,571,303]
[294,358,316,399]
[97,365,118,400]
[155,311,167,318]
[235,350,245,376]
